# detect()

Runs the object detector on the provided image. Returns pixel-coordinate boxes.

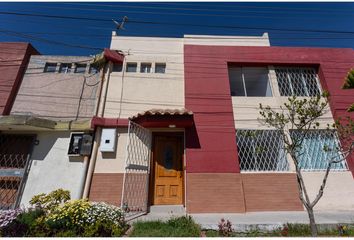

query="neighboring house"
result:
[0,54,101,209]
[85,33,354,217]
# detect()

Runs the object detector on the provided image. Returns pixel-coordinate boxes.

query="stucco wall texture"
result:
[20,131,87,206]
[11,55,100,121]
[0,43,39,115]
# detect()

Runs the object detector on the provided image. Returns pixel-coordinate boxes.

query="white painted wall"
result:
[303,172,354,210]
[20,131,86,206]
[94,128,128,174]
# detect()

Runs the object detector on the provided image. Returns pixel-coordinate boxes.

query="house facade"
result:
[87,33,354,216]
[0,54,100,208]
[1,34,353,215]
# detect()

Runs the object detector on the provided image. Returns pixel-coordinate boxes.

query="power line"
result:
[0,28,104,51]
[0,11,354,35]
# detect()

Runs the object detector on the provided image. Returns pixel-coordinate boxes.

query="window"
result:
[290,130,347,171]
[275,67,321,96]
[112,63,123,72]
[140,63,152,73]
[236,130,289,172]
[75,63,86,73]
[155,63,166,73]
[59,63,72,73]
[228,67,272,96]
[44,63,57,73]
[126,62,137,72]
[89,65,99,74]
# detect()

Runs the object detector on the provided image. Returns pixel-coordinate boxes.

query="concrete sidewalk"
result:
[131,207,354,230]
[191,211,354,230]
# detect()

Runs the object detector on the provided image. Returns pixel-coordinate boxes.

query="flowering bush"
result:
[45,199,91,228]
[0,189,127,237]
[87,202,125,226]
[0,209,23,228]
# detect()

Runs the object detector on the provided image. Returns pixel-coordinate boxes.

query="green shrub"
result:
[29,189,70,212]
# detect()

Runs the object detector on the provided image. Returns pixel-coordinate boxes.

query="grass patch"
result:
[205,224,354,237]
[129,216,201,237]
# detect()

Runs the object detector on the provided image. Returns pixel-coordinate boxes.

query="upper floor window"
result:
[236,129,289,172]
[275,67,321,97]
[112,63,123,72]
[44,62,57,73]
[75,63,86,73]
[89,65,99,74]
[290,130,347,171]
[59,63,72,73]
[228,67,272,97]
[140,63,152,73]
[126,62,137,73]
[155,63,166,74]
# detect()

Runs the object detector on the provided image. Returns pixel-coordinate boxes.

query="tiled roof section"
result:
[130,108,193,120]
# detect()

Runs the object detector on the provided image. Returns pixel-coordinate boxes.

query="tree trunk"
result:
[307,207,318,237]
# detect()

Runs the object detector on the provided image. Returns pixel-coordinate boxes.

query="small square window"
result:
[59,63,72,73]
[112,63,123,72]
[44,63,57,73]
[140,63,152,73]
[89,65,99,74]
[75,63,86,73]
[155,63,166,73]
[126,62,137,73]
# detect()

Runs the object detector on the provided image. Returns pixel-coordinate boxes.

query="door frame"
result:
[149,131,185,206]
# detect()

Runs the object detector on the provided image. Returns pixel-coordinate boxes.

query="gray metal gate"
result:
[121,121,152,220]
[0,134,35,209]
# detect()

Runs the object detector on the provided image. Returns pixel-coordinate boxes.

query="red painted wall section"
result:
[184,45,354,174]
[0,43,39,115]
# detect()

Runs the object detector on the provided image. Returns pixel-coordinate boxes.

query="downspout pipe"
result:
[82,61,112,199]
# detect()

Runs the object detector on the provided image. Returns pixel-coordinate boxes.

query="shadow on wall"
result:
[185,124,201,149]
[30,132,78,162]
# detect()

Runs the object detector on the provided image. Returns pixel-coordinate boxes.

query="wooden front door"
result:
[152,134,184,205]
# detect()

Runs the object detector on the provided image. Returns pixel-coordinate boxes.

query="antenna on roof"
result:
[112,16,128,33]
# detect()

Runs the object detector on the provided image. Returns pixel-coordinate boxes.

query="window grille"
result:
[290,130,348,171]
[275,67,321,96]
[236,130,289,172]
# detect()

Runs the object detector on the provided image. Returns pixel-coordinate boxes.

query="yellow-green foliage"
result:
[46,199,91,228]
[342,68,354,89]
[29,189,70,212]
[348,103,354,112]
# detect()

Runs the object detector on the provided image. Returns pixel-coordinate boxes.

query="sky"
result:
[0,2,354,56]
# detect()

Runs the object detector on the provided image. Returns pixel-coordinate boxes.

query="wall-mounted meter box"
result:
[100,128,117,152]
[68,132,93,156]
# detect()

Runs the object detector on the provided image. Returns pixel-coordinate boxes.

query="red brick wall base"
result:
[186,173,303,213]
[186,173,246,213]
[89,173,123,206]
[242,173,303,212]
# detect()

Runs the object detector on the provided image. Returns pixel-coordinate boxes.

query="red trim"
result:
[104,49,124,64]
[184,45,354,175]
[133,115,194,128]
[91,117,129,128]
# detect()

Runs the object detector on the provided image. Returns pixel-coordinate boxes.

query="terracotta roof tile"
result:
[129,108,193,120]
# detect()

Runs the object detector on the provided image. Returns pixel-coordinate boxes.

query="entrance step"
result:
[149,205,185,214]
[130,205,186,223]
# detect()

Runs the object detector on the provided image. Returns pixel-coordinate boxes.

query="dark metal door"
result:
[0,134,35,209]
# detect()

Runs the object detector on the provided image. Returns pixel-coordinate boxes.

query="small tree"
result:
[259,93,354,237]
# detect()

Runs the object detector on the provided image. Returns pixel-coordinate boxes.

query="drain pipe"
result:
[82,61,112,199]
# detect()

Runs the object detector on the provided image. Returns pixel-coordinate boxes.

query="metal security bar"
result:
[121,121,152,220]
[290,130,348,171]
[0,134,34,209]
[236,130,289,172]
[275,67,321,96]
